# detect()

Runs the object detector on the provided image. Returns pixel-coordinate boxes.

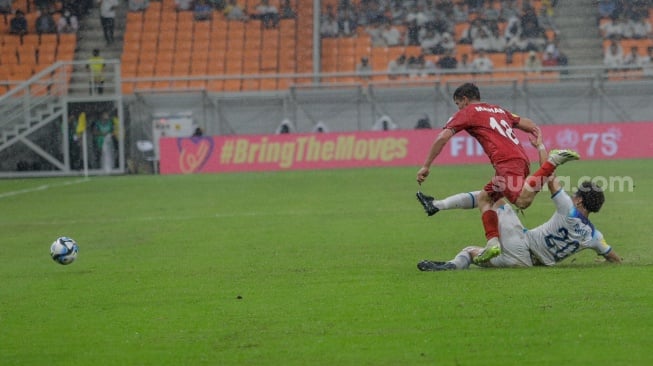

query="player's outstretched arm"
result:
[516,117,539,136]
[417,128,454,183]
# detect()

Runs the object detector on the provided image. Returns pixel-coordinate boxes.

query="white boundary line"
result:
[0,178,90,199]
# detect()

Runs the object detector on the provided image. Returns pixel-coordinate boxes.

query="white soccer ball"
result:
[50,237,79,265]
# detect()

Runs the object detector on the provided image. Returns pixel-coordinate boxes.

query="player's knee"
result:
[463,246,483,255]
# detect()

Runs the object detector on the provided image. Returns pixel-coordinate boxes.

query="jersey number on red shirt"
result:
[489,117,519,145]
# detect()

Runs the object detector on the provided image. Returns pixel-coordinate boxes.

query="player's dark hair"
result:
[453,83,481,101]
[574,181,605,213]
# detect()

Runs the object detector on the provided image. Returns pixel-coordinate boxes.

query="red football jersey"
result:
[445,102,529,165]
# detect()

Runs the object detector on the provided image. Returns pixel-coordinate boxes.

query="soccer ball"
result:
[50,237,79,265]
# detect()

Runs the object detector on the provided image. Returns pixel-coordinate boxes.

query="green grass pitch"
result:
[1,159,651,365]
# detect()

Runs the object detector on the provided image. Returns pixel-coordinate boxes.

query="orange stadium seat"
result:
[242,78,260,91]
[207,78,224,92]
[260,77,278,91]
[223,79,242,92]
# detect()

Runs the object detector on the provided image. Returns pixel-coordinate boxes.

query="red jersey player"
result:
[416,83,579,263]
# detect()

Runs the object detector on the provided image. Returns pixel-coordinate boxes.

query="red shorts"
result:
[483,159,530,204]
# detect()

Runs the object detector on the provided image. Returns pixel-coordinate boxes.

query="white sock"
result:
[450,251,472,269]
[485,236,500,249]
[434,191,480,210]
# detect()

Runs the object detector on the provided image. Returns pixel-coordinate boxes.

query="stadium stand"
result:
[0,0,76,94]
[120,0,310,92]
[597,1,653,80]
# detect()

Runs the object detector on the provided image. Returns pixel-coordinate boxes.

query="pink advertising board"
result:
[159,122,653,174]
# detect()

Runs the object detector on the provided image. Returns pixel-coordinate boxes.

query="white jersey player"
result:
[417,177,621,271]
[417,137,621,271]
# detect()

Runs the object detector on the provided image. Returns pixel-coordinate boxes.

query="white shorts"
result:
[489,205,533,268]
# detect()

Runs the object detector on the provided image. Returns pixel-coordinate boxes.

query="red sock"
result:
[481,210,499,240]
[525,161,555,191]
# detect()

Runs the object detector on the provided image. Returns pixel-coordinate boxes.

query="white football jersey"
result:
[526,189,612,266]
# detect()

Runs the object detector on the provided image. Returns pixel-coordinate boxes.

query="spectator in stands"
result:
[253,0,279,28]
[460,18,487,44]
[538,0,558,31]
[365,21,384,46]
[626,1,649,21]
[405,4,429,28]
[431,10,453,36]
[224,0,248,21]
[175,0,193,11]
[63,0,91,17]
[35,10,57,35]
[276,119,294,134]
[542,49,559,67]
[320,12,339,38]
[472,27,493,53]
[452,1,469,24]
[279,0,296,19]
[57,9,79,33]
[489,27,507,52]
[604,40,624,71]
[387,54,407,79]
[404,19,421,46]
[437,49,458,70]
[194,0,213,21]
[521,6,546,50]
[0,0,12,20]
[625,14,652,39]
[35,0,51,11]
[208,0,226,10]
[356,56,372,80]
[359,0,385,26]
[321,3,335,24]
[524,50,542,72]
[98,0,118,45]
[420,29,442,55]
[372,115,397,131]
[623,46,641,67]
[0,0,9,10]
[10,10,28,36]
[338,8,358,37]
[598,0,618,20]
[434,0,454,17]
[389,1,405,25]
[504,14,522,44]
[481,0,500,22]
[544,35,561,60]
[471,50,494,73]
[499,0,519,22]
[600,15,625,39]
[408,54,436,78]
[336,0,356,18]
[415,114,432,129]
[440,32,456,54]
[639,47,653,76]
[466,0,484,14]
[380,21,402,47]
[458,53,472,72]
[128,0,149,12]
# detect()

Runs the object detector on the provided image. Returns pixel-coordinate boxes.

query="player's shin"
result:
[450,248,475,269]
[434,191,480,210]
[481,210,499,241]
[525,161,556,192]
[475,210,502,264]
